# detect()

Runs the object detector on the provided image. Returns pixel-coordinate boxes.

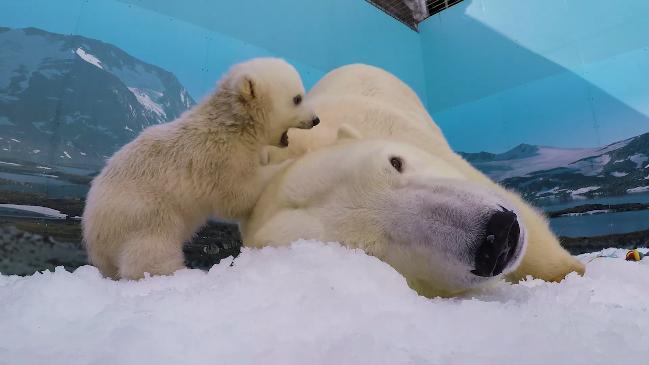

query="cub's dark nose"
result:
[472,208,520,277]
[311,116,320,126]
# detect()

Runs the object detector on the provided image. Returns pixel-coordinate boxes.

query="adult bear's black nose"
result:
[312,116,320,126]
[472,208,520,277]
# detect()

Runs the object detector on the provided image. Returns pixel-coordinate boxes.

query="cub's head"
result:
[225,58,319,147]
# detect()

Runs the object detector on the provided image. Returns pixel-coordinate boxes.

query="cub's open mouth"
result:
[280,131,289,147]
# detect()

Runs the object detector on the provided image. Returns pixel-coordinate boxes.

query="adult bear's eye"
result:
[390,157,403,173]
[293,94,302,105]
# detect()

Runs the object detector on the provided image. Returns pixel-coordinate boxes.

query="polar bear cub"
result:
[82,58,319,280]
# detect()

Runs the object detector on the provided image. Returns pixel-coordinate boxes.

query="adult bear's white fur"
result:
[242,64,585,298]
[83,58,317,280]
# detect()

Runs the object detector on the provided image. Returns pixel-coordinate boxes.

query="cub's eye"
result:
[293,94,302,105]
[390,156,403,173]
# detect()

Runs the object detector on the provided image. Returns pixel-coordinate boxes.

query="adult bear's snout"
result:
[472,207,520,277]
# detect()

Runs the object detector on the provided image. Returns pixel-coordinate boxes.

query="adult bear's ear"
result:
[336,123,363,141]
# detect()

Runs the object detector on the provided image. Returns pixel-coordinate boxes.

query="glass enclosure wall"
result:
[2,0,648,274]
[0,0,424,274]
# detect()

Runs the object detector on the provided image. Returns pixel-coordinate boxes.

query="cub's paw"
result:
[336,123,363,141]
[260,145,293,166]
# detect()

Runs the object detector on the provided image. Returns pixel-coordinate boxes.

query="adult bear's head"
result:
[242,135,528,297]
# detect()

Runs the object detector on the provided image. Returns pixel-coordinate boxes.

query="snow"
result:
[535,186,563,196]
[472,141,626,181]
[568,186,599,196]
[559,209,610,217]
[627,186,649,193]
[0,161,21,166]
[611,171,628,177]
[629,153,648,168]
[0,204,66,219]
[75,47,103,69]
[572,153,612,176]
[484,147,609,181]
[128,87,167,119]
[1,241,648,365]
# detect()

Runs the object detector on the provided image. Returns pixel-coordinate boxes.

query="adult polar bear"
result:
[241,64,585,297]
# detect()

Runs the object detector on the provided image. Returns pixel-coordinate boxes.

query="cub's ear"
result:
[336,123,363,141]
[235,74,256,102]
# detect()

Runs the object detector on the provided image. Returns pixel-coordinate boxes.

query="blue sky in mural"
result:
[0,0,325,102]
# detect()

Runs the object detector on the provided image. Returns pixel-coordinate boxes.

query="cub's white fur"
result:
[82,58,317,279]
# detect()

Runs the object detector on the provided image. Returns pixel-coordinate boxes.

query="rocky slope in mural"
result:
[0,27,195,167]
[460,133,649,204]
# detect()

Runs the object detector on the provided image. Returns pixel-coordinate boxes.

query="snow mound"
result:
[1,241,648,365]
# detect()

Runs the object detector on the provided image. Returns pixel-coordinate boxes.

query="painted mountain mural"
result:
[461,133,649,205]
[0,27,195,167]
[0,26,235,275]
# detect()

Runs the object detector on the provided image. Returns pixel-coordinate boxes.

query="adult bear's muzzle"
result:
[472,207,521,277]
[384,179,528,294]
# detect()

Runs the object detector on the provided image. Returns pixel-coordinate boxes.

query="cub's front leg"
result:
[259,145,296,166]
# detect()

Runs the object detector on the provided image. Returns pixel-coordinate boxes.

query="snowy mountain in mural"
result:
[0,27,195,167]
[461,133,649,203]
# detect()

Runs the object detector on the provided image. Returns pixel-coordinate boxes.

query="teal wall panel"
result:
[420,0,649,152]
